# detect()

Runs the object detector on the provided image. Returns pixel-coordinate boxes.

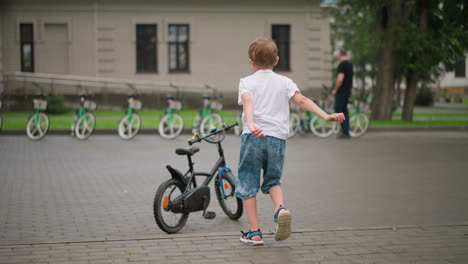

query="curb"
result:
[367,126,468,132]
[0,128,194,136]
[0,222,466,247]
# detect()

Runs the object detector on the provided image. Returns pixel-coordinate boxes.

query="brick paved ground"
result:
[0,132,467,263]
[0,225,467,263]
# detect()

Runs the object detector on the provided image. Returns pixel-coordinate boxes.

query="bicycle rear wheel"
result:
[118,113,141,140]
[154,178,189,234]
[349,113,369,137]
[289,112,301,138]
[215,171,243,220]
[26,112,49,140]
[310,115,334,138]
[75,112,95,140]
[159,113,184,139]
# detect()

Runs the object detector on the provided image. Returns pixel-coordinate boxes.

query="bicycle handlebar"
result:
[187,122,238,145]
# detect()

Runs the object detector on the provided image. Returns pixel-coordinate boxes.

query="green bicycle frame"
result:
[353,102,360,115]
[125,107,135,123]
[200,107,213,118]
[33,109,42,124]
[163,107,177,124]
[75,107,88,126]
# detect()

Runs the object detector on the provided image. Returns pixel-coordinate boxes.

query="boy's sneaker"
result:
[240,229,264,246]
[274,205,292,241]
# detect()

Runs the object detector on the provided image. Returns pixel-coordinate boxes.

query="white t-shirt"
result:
[238,69,300,139]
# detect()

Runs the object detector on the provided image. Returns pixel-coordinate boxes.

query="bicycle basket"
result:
[33,99,48,110]
[210,101,223,111]
[83,100,97,111]
[169,100,182,110]
[129,99,142,110]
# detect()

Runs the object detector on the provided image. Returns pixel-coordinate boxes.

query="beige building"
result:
[0,0,333,107]
[435,54,468,97]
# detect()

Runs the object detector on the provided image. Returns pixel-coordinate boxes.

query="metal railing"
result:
[4,71,217,95]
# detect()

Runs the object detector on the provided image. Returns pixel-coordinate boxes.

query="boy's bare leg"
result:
[269,185,286,213]
[270,185,292,241]
[243,196,261,241]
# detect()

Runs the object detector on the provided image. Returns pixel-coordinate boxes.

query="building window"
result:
[272,24,290,71]
[168,24,189,72]
[136,24,157,72]
[454,56,466,78]
[20,24,34,72]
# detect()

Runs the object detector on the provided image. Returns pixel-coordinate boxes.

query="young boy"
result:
[236,38,345,246]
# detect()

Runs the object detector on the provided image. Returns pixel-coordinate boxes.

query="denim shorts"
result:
[235,133,286,199]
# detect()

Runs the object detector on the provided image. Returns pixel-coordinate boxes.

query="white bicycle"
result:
[26,84,49,140]
[332,101,369,137]
[159,96,184,139]
[118,92,142,140]
[71,92,96,140]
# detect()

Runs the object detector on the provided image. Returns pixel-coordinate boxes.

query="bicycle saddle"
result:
[175,147,200,156]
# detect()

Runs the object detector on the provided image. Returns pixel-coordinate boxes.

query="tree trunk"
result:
[371,1,416,120]
[401,0,428,121]
[371,44,395,120]
[371,3,400,121]
[402,71,419,121]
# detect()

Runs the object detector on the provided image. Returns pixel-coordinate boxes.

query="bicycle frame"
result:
[125,107,135,122]
[353,102,360,115]
[192,97,214,127]
[75,107,88,123]
[33,109,42,123]
[179,141,230,196]
[164,107,176,121]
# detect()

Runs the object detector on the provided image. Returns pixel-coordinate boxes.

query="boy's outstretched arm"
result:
[241,93,266,138]
[292,92,345,123]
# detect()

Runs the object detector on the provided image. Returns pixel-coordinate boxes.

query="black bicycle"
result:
[153,122,243,234]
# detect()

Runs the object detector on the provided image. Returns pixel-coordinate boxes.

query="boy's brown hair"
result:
[248,38,278,67]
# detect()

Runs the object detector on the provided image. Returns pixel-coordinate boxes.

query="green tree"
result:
[399,0,468,121]
[330,0,468,121]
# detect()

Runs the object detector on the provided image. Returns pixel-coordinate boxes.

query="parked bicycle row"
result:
[288,99,369,138]
[0,85,226,141]
[232,98,369,139]
[0,87,368,141]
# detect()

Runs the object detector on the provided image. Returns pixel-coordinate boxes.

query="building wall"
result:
[2,0,332,100]
[437,54,468,91]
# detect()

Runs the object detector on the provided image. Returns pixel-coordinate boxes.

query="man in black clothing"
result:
[332,49,353,139]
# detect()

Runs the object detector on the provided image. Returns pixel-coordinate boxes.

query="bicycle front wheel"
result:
[349,113,369,137]
[26,112,49,140]
[158,113,184,139]
[118,113,141,140]
[154,178,189,234]
[75,112,95,140]
[310,115,334,138]
[199,113,223,136]
[215,171,243,220]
